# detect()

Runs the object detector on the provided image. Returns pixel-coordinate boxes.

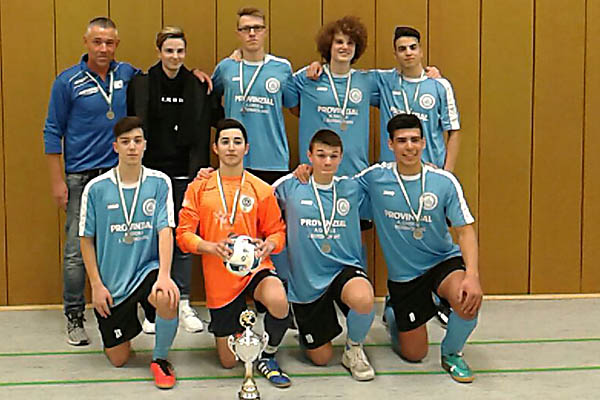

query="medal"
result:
[216,170,246,228]
[393,164,427,240]
[324,65,352,132]
[123,232,134,244]
[311,176,337,254]
[114,167,144,245]
[85,70,115,121]
[239,59,264,114]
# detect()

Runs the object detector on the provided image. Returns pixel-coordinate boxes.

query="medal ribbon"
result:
[393,164,426,229]
[399,70,425,114]
[311,176,337,239]
[217,170,246,226]
[115,166,144,235]
[324,64,352,125]
[239,60,264,110]
[85,70,114,112]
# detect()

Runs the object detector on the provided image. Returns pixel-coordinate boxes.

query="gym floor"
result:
[1,298,599,399]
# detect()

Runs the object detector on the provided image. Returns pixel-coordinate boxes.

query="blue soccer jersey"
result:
[355,163,473,282]
[285,66,378,176]
[212,55,295,171]
[79,167,175,306]
[373,69,460,166]
[274,174,369,303]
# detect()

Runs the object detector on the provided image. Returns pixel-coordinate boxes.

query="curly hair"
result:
[316,16,367,64]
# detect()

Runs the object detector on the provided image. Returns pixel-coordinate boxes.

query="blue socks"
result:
[347,308,375,344]
[153,315,178,360]
[441,312,478,356]
[384,304,401,353]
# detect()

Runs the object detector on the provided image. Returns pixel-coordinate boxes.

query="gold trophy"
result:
[228,310,269,400]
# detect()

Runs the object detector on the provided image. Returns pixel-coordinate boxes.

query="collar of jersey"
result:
[242,54,274,66]
[398,70,427,83]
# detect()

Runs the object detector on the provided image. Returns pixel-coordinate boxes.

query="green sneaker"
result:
[441,353,474,383]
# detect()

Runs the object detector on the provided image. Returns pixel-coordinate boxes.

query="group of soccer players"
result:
[43,5,482,391]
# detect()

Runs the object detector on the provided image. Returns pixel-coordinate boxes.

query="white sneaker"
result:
[142,318,156,334]
[179,299,204,333]
[342,343,375,381]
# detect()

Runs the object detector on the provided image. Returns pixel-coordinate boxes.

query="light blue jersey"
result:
[373,69,460,166]
[274,174,368,303]
[79,167,175,306]
[212,55,295,171]
[355,163,473,282]
[285,66,378,176]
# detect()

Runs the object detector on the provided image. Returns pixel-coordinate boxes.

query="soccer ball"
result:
[224,235,261,277]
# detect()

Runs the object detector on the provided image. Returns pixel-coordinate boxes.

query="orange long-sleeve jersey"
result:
[176,171,286,309]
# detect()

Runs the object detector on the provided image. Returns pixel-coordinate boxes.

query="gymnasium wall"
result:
[0,0,597,305]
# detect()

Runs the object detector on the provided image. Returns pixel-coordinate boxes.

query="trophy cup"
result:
[228,310,269,400]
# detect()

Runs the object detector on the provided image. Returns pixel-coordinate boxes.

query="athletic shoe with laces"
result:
[179,299,204,333]
[142,318,156,334]
[441,353,474,383]
[256,357,291,388]
[150,358,176,389]
[342,343,375,381]
[66,312,90,346]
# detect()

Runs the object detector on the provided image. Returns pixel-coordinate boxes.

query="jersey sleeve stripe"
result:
[427,166,474,224]
[271,172,295,189]
[436,78,460,130]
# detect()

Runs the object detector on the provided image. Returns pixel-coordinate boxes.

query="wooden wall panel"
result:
[216,0,270,62]
[2,0,61,304]
[530,0,585,293]
[110,0,162,69]
[0,4,4,305]
[429,0,480,219]
[163,0,216,75]
[582,0,600,292]
[479,0,533,294]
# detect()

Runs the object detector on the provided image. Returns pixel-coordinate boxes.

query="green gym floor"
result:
[1,298,599,399]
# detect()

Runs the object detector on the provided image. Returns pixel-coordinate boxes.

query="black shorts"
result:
[388,257,465,332]
[292,267,369,350]
[208,269,280,337]
[94,269,157,349]
[246,169,289,185]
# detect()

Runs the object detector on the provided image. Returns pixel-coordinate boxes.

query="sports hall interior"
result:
[1,0,599,399]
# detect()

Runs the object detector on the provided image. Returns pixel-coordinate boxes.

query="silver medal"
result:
[340,121,348,131]
[123,232,134,244]
[412,227,424,240]
[106,110,115,120]
[321,241,331,253]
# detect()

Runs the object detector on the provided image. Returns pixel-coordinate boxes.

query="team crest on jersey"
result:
[419,94,436,110]
[420,192,438,211]
[240,195,255,213]
[142,198,156,216]
[265,77,281,93]
[336,198,350,216]
[349,88,363,104]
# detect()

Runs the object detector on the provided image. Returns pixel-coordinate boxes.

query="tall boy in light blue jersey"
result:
[212,7,295,184]
[274,130,376,381]
[286,16,377,177]
[355,114,482,383]
[373,27,460,169]
[79,117,180,389]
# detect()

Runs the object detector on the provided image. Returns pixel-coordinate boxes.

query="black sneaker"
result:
[66,312,90,346]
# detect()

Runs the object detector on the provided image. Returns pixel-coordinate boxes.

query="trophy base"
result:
[238,378,261,400]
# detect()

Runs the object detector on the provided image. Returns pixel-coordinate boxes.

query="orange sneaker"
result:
[150,359,176,389]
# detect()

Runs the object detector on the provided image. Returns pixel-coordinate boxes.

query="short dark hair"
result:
[215,118,248,144]
[316,16,367,64]
[113,116,144,139]
[387,114,423,139]
[237,7,266,26]
[156,26,186,50]
[309,129,343,153]
[393,26,420,48]
[88,17,117,31]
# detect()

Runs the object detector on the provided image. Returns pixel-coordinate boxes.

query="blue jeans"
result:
[171,177,193,299]
[63,173,97,315]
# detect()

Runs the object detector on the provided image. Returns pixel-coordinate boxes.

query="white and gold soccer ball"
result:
[224,235,261,277]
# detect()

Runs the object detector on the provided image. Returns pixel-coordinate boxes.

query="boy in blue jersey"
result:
[355,114,482,383]
[274,130,376,381]
[211,7,295,184]
[286,16,377,177]
[79,117,180,389]
[374,27,460,169]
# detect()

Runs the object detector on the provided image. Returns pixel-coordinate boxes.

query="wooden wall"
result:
[0,0,597,305]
